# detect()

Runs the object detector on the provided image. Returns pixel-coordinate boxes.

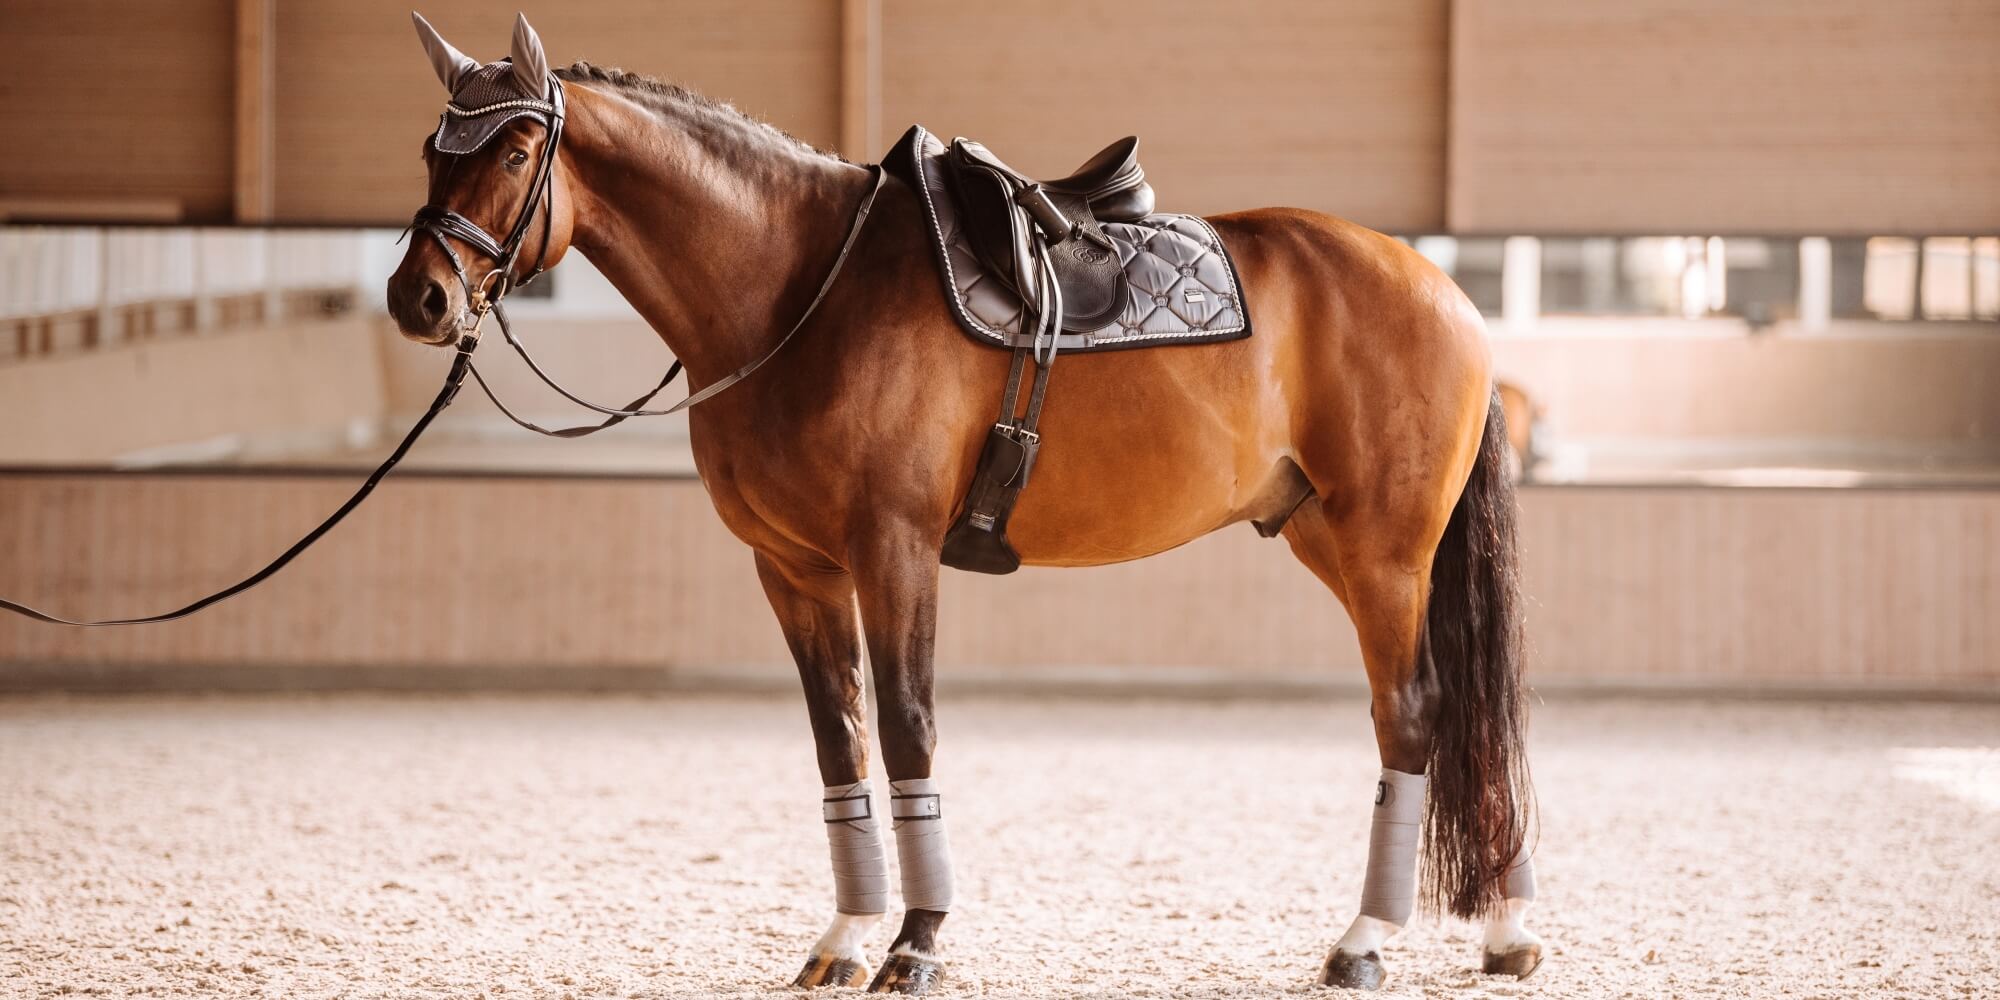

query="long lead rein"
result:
[0,80,882,626]
[0,337,479,627]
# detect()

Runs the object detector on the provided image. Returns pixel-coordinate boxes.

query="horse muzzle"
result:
[386,270,465,345]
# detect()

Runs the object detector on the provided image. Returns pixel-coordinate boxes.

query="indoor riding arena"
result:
[3,3,1996,999]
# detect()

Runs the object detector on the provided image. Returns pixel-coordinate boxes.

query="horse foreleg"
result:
[852,533,952,996]
[754,552,887,989]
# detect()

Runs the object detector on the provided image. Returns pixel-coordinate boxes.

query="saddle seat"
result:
[941,135,1157,331]
[955,136,1155,223]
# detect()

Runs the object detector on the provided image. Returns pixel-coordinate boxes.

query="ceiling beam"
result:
[233,0,275,223]
[840,0,881,160]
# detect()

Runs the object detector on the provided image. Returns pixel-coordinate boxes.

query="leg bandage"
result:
[822,780,890,915]
[1502,844,1536,901]
[888,777,955,912]
[1357,768,1427,926]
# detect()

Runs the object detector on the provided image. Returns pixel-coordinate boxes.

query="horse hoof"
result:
[867,951,944,994]
[1482,942,1544,980]
[1318,949,1387,990]
[792,953,870,989]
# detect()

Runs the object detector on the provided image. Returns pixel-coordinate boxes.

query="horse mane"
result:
[555,61,846,164]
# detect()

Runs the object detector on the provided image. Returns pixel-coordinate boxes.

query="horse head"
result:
[387,12,576,344]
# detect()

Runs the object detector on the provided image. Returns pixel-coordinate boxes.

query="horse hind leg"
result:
[1287,395,1540,989]
[1282,499,1433,989]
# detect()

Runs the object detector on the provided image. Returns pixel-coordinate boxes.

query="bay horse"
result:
[387,14,1539,994]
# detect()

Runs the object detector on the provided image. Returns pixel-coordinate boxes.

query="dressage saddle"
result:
[942,136,1155,332]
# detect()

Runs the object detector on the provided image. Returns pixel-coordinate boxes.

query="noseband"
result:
[0,72,880,626]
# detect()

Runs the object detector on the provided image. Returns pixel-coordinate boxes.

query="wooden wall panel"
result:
[880,0,1448,231]
[2,477,1994,691]
[271,1,841,224]
[1450,0,2000,234]
[0,1,235,222]
[1519,488,2000,686]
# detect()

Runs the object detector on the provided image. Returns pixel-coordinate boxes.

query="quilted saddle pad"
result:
[885,125,1253,354]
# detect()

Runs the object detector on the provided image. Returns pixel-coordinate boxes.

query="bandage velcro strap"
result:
[823,791,875,823]
[1503,845,1537,901]
[890,792,942,821]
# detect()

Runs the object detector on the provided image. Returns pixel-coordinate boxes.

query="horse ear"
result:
[411,11,478,93]
[510,12,551,97]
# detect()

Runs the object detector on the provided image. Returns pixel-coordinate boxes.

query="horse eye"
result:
[506,149,528,167]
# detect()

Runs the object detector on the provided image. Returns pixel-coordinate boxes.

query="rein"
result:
[0,73,881,627]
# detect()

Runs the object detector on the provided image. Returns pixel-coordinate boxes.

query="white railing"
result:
[0,227,376,360]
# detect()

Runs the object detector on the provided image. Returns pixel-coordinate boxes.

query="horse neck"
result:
[558,87,871,386]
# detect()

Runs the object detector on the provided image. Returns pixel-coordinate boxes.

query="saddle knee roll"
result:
[889,777,955,913]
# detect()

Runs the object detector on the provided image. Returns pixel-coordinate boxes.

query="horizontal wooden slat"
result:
[1,476,1992,689]
[880,0,1448,231]
[1449,0,2000,234]
[0,1,234,222]
[271,0,841,224]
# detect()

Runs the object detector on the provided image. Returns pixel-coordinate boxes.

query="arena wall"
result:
[2,471,1992,693]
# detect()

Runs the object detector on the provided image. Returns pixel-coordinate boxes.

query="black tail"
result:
[1419,393,1533,920]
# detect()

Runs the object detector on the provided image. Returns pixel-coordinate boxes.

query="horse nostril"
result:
[420,280,449,325]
